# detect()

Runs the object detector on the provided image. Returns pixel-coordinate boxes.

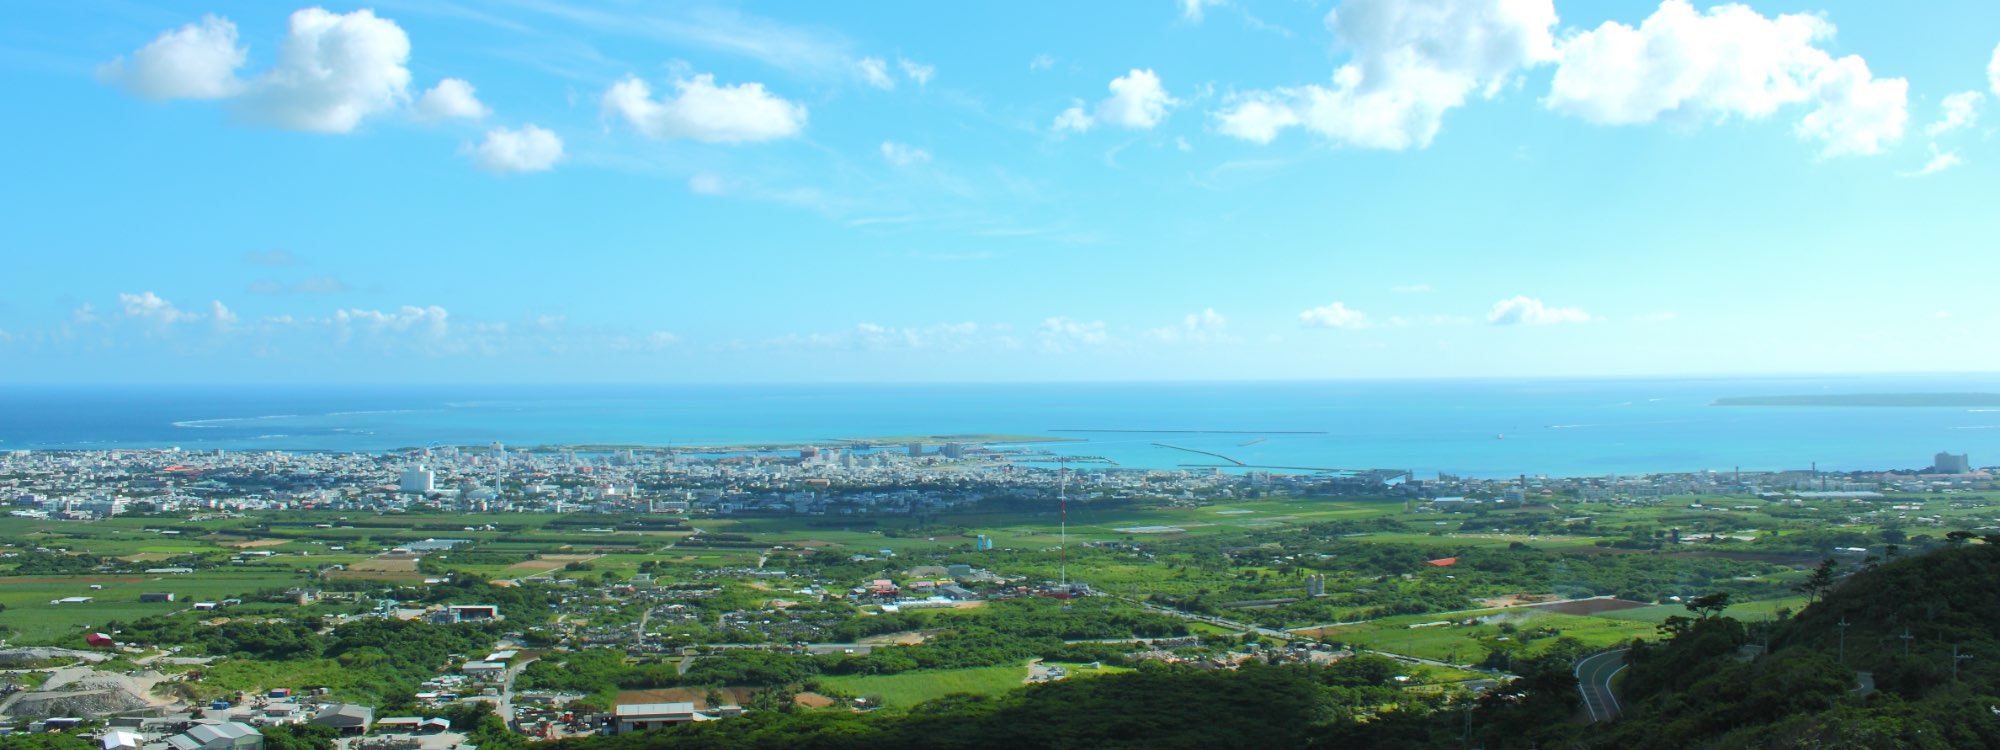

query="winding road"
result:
[1574,648,1629,723]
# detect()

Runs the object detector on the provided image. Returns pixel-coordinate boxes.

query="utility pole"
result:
[1837,617,1850,665]
[1900,627,1914,658]
[1953,645,1972,681]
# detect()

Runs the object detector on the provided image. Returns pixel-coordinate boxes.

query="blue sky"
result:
[2,0,1998,383]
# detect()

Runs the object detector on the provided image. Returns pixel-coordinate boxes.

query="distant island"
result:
[1714,392,2000,407]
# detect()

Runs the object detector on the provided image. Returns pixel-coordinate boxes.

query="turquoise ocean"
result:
[3,376,1999,479]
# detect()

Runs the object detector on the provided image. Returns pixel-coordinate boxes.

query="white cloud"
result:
[1148,308,1230,343]
[1030,54,1056,73]
[238,8,413,133]
[880,141,932,166]
[647,331,680,348]
[1038,317,1109,351]
[1926,91,1982,137]
[1487,296,1589,325]
[857,57,894,90]
[1547,0,1907,158]
[1214,94,1301,143]
[414,78,490,121]
[1053,103,1095,133]
[471,124,563,173]
[336,305,449,340]
[1298,301,1371,329]
[1182,0,1227,23]
[209,300,238,329]
[1213,0,1557,149]
[71,304,99,324]
[1099,69,1177,128]
[119,292,196,325]
[897,57,935,86]
[97,14,245,100]
[114,292,240,330]
[1054,69,1178,132]
[1903,145,1963,177]
[1990,41,2000,96]
[603,73,808,143]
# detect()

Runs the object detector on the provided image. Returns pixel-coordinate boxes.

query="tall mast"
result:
[1058,456,1068,592]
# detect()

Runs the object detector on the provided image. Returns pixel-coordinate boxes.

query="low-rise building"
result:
[613,703,698,734]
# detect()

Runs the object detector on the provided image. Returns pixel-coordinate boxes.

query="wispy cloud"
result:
[1487,296,1590,326]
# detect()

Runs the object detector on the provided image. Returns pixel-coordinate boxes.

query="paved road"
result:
[493,654,537,729]
[1575,649,1629,722]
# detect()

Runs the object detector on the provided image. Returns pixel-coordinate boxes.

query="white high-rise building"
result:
[400,465,435,494]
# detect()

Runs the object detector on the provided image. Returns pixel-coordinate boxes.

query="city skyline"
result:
[3,0,1999,383]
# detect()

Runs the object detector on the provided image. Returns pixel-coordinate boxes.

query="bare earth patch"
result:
[225,539,289,549]
[1524,597,1650,616]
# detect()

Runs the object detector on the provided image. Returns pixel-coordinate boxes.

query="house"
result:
[164,722,262,750]
[86,633,114,648]
[309,705,372,736]
[1425,557,1458,567]
[101,730,144,750]
[613,703,700,734]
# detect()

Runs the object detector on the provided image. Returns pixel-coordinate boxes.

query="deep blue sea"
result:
[3,376,2000,478]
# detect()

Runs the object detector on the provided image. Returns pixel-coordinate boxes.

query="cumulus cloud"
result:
[1903,145,1963,178]
[336,305,449,340]
[1038,317,1109,351]
[1990,41,2000,96]
[880,141,931,166]
[1214,0,1557,149]
[1926,91,1982,137]
[1546,0,1907,157]
[471,124,563,173]
[1298,301,1371,329]
[1148,308,1230,343]
[413,78,490,121]
[209,300,238,329]
[96,14,245,100]
[1053,69,1178,132]
[116,291,239,330]
[603,73,808,142]
[120,292,196,325]
[857,57,894,89]
[1487,296,1589,325]
[898,58,935,86]
[236,8,413,133]
[1030,54,1056,73]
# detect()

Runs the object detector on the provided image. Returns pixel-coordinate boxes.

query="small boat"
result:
[1495,434,1505,440]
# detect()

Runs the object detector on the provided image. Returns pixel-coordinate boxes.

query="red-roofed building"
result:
[86,633,114,648]
[1425,557,1458,567]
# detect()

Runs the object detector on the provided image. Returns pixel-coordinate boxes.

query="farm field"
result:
[817,663,1034,708]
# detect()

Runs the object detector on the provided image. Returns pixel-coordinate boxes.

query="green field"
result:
[0,570,308,643]
[818,663,1032,708]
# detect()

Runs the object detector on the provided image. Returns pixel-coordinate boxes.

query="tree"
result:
[1686,592,1731,619]
[1796,559,1837,604]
